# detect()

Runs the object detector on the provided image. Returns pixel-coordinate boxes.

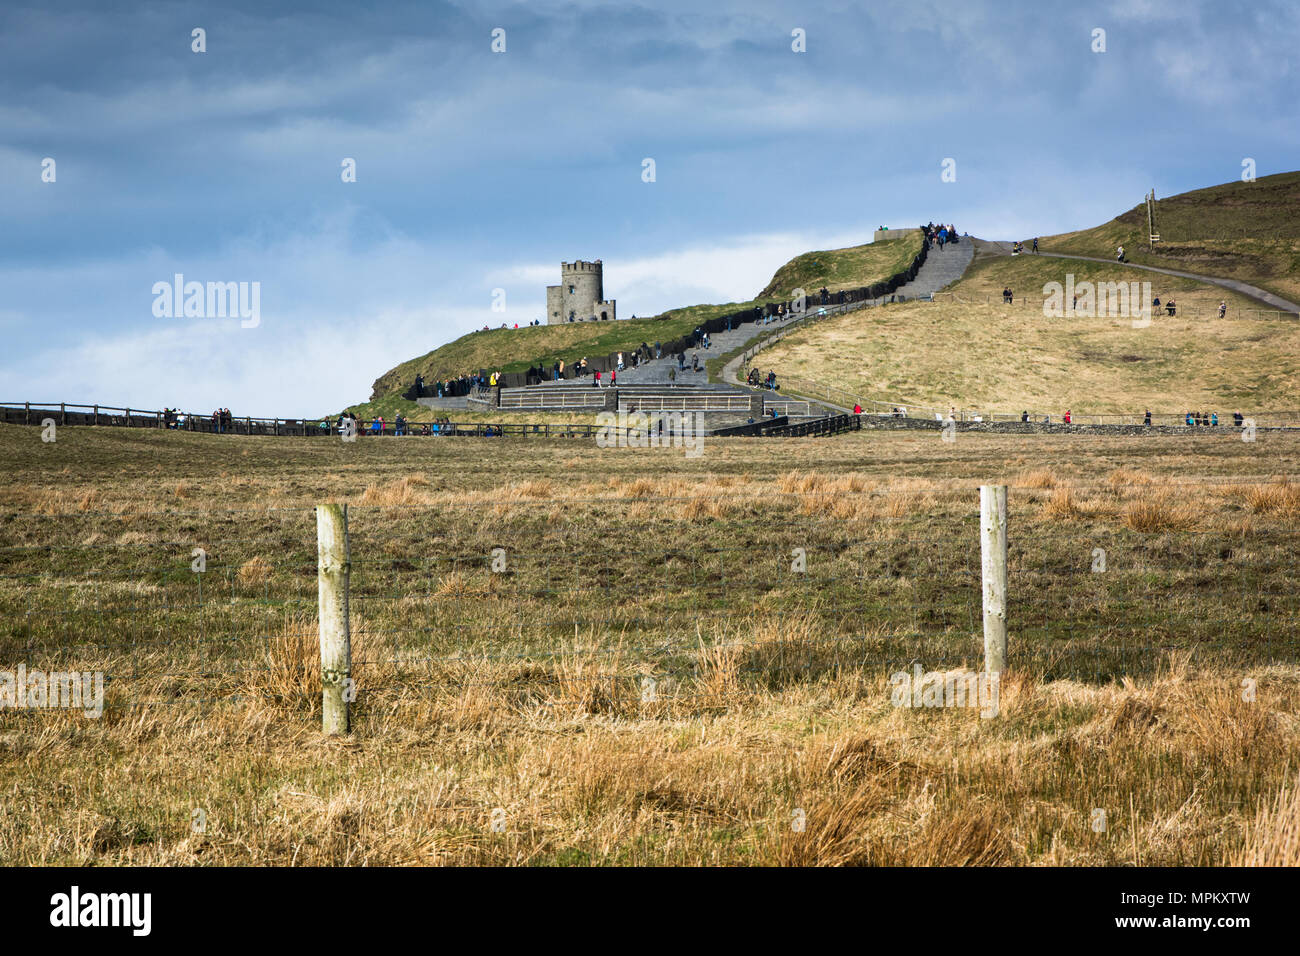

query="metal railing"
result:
[623,395,752,411]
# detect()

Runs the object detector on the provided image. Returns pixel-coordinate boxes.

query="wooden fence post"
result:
[980,485,1008,675]
[316,503,352,735]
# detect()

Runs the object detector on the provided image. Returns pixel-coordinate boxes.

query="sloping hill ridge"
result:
[1038,171,1300,304]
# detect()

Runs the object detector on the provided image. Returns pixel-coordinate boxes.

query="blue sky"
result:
[2,0,1296,414]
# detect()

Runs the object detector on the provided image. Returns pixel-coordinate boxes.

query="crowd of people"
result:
[923,222,959,249]
[413,372,489,398]
[1010,408,1245,427]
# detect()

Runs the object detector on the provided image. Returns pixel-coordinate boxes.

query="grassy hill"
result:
[361,232,924,410]
[758,230,924,297]
[1035,171,1300,305]
[366,314,704,402]
[758,254,1300,417]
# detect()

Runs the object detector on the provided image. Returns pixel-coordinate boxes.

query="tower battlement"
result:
[547,259,616,323]
[561,260,603,273]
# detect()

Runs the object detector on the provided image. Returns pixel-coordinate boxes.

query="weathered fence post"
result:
[980,485,1008,674]
[316,503,352,735]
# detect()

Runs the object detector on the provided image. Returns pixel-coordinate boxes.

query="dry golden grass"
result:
[1018,467,1059,489]
[4,425,1300,865]
[1107,467,1156,489]
[1237,774,1300,867]
[1232,478,1300,517]
[1123,496,1198,532]
[1041,486,1083,520]
[359,475,430,506]
[236,554,273,589]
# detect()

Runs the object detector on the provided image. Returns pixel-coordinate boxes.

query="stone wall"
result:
[854,416,1291,436]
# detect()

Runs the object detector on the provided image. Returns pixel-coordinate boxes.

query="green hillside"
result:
[367,314,703,401]
[759,230,923,297]
[364,232,921,405]
[1036,171,1300,304]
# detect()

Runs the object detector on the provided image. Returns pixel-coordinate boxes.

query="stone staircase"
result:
[891,236,974,299]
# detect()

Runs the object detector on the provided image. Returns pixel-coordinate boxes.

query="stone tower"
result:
[546,260,616,324]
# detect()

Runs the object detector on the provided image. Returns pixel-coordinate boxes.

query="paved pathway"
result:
[979,241,1299,314]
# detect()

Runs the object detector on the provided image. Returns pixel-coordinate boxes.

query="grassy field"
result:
[2,422,1299,865]
[365,232,925,408]
[1036,170,1300,305]
[756,254,1300,418]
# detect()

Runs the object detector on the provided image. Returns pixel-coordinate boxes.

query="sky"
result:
[2,0,1297,415]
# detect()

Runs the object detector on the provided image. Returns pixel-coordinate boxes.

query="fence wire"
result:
[2,489,1298,720]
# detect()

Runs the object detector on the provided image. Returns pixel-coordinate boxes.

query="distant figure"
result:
[1143,409,1151,426]
[1003,288,1014,304]
[1032,238,1039,253]
[1211,412,1218,426]
[1218,301,1227,319]
[1021,410,1029,422]
[1063,409,1072,425]
[853,404,863,415]
[1165,300,1177,316]
[1116,245,1126,263]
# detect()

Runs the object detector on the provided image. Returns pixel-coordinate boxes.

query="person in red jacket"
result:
[853,404,863,415]
[1063,409,1072,424]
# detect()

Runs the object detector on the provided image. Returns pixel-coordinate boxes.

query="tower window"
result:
[568,285,575,294]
